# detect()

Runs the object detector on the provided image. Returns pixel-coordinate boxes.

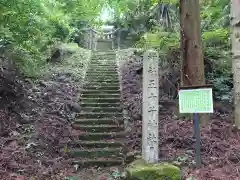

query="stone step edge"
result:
[72,124,124,130]
[82,90,120,93]
[80,103,121,107]
[89,66,116,68]
[81,106,122,109]
[73,118,124,124]
[78,112,123,115]
[80,102,121,104]
[88,64,118,69]
[60,140,125,146]
[80,97,120,100]
[86,70,117,72]
[65,147,123,152]
[82,94,120,96]
[84,78,119,84]
[85,74,118,77]
[83,79,119,82]
[62,148,125,158]
[72,124,124,127]
[68,131,127,136]
[70,157,124,166]
[83,83,119,85]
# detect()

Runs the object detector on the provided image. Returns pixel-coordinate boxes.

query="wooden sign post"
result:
[179,85,213,168]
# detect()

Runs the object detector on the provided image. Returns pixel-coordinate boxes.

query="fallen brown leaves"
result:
[0,60,80,179]
[120,52,240,180]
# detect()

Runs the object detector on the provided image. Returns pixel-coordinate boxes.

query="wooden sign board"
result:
[179,86,213,113]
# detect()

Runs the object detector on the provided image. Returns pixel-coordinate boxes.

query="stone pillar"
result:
[89,29,93,50]
[117,30,121,50]
[94,32,97,51]
[142,50,159,163]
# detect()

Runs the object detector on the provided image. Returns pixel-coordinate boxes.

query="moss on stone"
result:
[126,159,181,180]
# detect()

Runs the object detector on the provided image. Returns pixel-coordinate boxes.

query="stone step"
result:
[88,69,117,72]
[91,57,115,61]
[82,85,120,90]
[91,57,115,60]
[85,80,119,85]
[89,64,116,68]
[81,97,120,103]
[78,112,122,119]
[81,106,122,113]
[82,93,120,99]
[64,147,123,158]
[73,118,124,125]
[84,78,119,83]
[62,140,124,149]
[88,64,116,68]
[71,157,123,167]
[77,132,126,141]
[84,83,120,88]
[87,69,117,74]
[92,53,115,56]
[88,66,116,70]
[72,124,124,132]
[86,74,118,79]
[87,70,117,74]
[86,72,118,77]
[91,59,115,63]
[85,76,119,81]
[88,65,117,69]
[80,102,121,108]
[89,64,117,69]
[82,90,120,94]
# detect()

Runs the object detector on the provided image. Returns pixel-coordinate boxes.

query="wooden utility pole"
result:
[179,0,207,124]
[231,0,240,129]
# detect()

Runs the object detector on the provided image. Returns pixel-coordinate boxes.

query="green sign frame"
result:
[179,88,213,113]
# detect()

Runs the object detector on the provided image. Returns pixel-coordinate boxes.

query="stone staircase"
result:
[64,51,127,168]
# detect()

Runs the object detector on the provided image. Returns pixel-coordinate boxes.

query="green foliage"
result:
[130,0,232,101]
[136,29,179,51]
[202,28,229,47]
[0,0,103,77]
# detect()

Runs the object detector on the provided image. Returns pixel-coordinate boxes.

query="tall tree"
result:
[231,0,240,129]
[179,0,207,123]
[179,0,205,86]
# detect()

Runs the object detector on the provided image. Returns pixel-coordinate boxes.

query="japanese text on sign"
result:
[179,88,213,113]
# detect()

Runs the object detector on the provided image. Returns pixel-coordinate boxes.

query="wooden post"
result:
[142,50,159,163]
[231,0,240,129]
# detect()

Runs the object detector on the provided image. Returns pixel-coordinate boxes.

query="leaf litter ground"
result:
[1,51,240,180]
[119,53,240,180]
[0,59,85,179]
[0,54,125,180]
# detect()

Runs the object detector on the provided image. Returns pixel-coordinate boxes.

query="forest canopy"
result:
[0,0,104,75]
[0,0,231,95]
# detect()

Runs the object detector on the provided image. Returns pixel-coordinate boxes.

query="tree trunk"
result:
[231,0,240,129]
[180,0,205,86]
[179,0,208,124]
